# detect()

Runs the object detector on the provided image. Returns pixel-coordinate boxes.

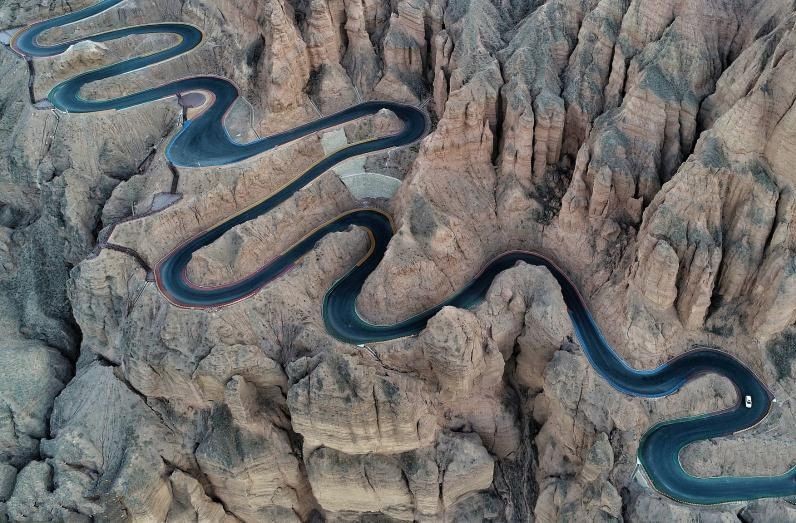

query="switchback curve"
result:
[11,0,796,506]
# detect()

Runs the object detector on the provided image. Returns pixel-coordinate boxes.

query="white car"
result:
[744,395,753,409]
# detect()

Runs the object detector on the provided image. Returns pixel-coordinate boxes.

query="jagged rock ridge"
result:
[0,0,795,521]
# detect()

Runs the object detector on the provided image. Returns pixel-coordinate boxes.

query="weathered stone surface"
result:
[287,351,438,454]
[168,470,239,523]
[306,431,494,521]
[3,0,796,521]
[629,16,796,334]
[0,340,71,467]
[358,83,501,323]
[417,307,503,400]
[195,402,315,521]
[0,464,15,503]
[5,360,189,521]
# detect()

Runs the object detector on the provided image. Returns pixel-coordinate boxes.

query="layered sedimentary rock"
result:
[0,340,71,468]
[195,398,316,521]
[560,0,742,238]
[2,0,796,521]
[287,351,440,454]
[630,8,796,335]
[373,0,428,101]
[5,360,184,521]
[358,83,502,323]
[305,431,494,520]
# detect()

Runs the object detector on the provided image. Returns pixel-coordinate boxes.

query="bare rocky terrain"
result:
[1,0,796,521]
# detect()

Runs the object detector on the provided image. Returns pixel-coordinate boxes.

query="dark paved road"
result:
[13,0,796,505]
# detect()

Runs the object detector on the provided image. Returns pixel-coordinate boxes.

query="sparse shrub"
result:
[767,329,796,381]
[262,310,304,367]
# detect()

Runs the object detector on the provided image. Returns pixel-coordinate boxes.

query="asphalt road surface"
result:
[13,0,796,506]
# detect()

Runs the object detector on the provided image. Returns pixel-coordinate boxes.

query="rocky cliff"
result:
[1,0,796,521]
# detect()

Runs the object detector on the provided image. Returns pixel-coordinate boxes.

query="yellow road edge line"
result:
[196,137,380,234]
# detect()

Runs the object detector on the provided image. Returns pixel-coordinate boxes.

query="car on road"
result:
[745,395,753,408]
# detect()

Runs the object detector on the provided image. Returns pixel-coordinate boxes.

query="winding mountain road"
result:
[11,0,796,506]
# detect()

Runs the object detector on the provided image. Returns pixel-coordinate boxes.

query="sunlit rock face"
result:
[1,0,796,521]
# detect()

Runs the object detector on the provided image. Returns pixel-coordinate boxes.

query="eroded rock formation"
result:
[1,0,796,521]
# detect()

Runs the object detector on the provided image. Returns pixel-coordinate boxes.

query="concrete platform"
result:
[321,128,402,199]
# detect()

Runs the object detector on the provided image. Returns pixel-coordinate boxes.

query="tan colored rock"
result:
[474,263,572,391]
[498,0,597,179]
[7,1,796,522]
[342,0,382,95]
[54,40,108,73]
[532,344,741,521]
[373,0,428,102]
[578,432,614,484]
[738,499,796,523]
[118,227,370,407]
[627,493,737,523]
[560,0,746,251]
[431,30,453,118]
[515,276,573,391]
[25,361,192,521]
[110,108,395,283]
[301,0,358,113]
[702,1,796,128]
[69,249,146,363]
[306,431,493,521]
[632,236,679,309]
[168,470,239,523]
[416,307,503,400]
[108,134,319,259]
[370,263,577,462]
[193,344,286,403]
[307,447,415,518]
[629,165,722,329]
[629,16,796,333]
[562,0,628,159]
[195,404,315,522]
[187,175,356,286]
[534,480,567,523]
[0,0,94,25]
[304,0,344,68]
[33,29,179,98]
[438,431,494,509]
[532,93,566,181]
[747,246,796,337]
[358,84,500,323]
[287,352,438,454]
[258,0,311,113]
[558,145,592,231]
[443,0,503,128]
[309,63,359,114]
[497,86,534,193]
